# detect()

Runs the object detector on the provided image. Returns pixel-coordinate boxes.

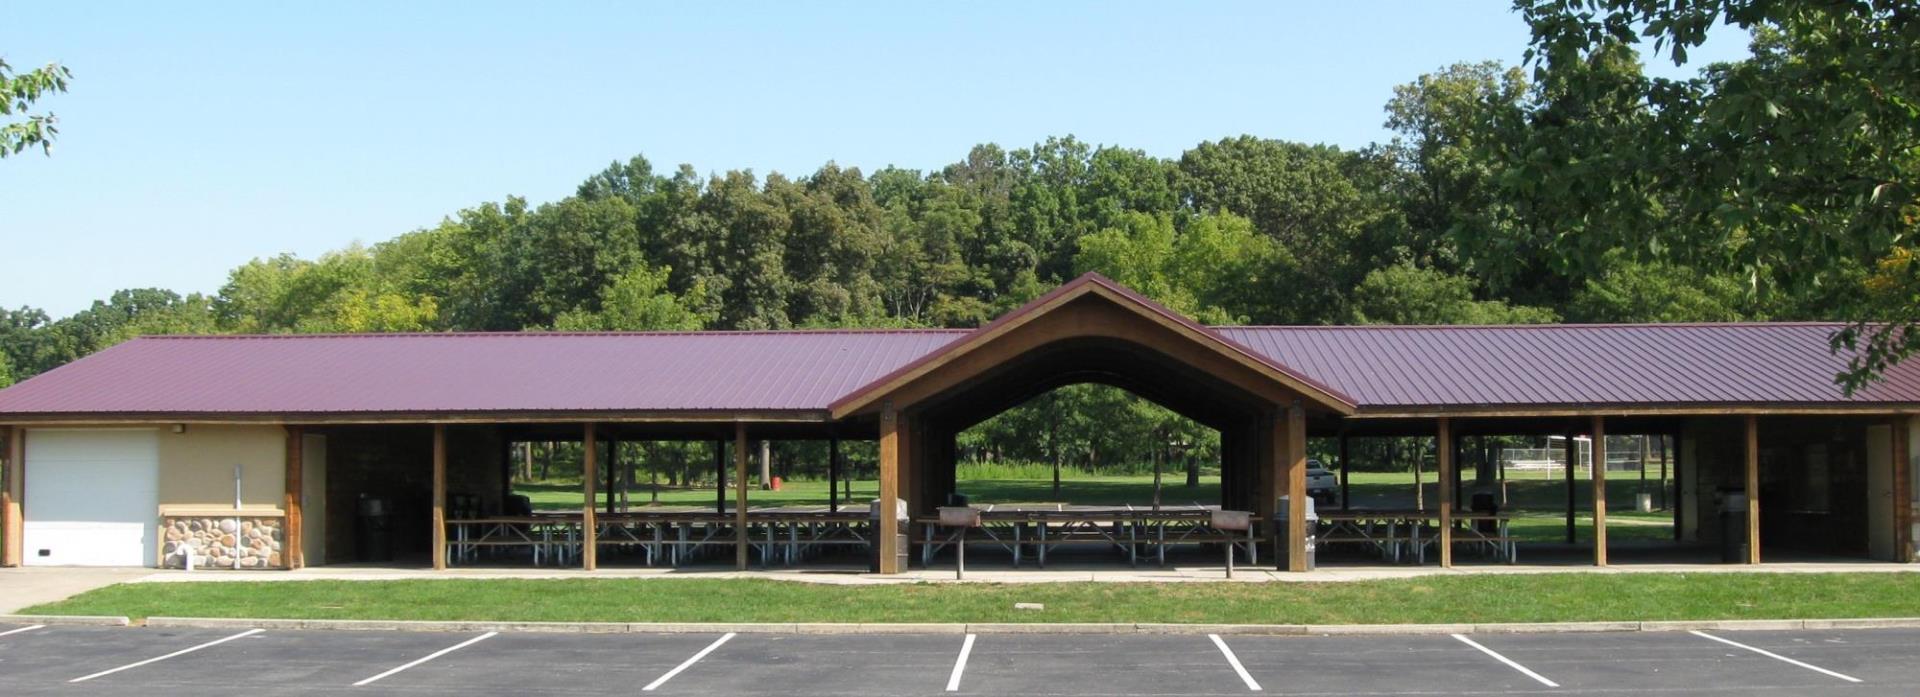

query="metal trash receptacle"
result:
[868,498,909,572]
[1716,488,1748,563]
[1471,491,1499,534]
[1276,495,1319,571]
[355,494,393,562]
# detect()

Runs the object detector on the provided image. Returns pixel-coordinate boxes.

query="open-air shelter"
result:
[0,273,1915,574]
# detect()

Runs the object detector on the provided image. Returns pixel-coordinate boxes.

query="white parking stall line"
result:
[0,624,46,638]
[1690,630,1863,683]
[643,632,736,692]
[945,633,976,692]
[353,631,498,687]
[70,628,265,683]
[1209,634,1263,691]
[1451,634,1558,688]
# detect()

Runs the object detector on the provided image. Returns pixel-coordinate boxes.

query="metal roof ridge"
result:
[1213,321,1859,330]
[131,327,977,340]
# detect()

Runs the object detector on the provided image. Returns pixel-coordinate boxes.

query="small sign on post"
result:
[937,506,982,580]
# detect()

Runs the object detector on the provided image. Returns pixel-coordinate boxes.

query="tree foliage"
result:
[1512,0,1920,389]
[6,6,1909,461]
[0,56,71,157]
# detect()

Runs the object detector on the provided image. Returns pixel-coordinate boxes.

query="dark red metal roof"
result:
[0,330,965,415]
[1217,323,1920,410]
[1,294,1915,419]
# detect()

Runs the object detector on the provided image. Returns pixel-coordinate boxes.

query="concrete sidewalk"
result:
[0,567,152,613]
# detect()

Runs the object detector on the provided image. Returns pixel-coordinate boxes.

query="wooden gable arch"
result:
[828,273,1356,419]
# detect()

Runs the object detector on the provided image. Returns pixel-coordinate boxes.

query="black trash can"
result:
[1716,488,1748,563]
[355,494,393,562]
[868,498,909,573]
[504,494,533,517]
[1471,491,1499,534]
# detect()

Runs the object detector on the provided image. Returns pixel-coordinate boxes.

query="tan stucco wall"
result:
[157,424,285,512]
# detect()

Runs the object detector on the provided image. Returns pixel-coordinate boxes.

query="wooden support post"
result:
[897,420,916,522]
[734,422,748,570]
[1672,430,1684,542]
[1564,430,1576,544]
[1591,416,1607,567]
[877,403,902,574]
[714,439,725,514]
[431,424,447,571]
[284,425,304,570]
[3,427,22,568]
[1338,431,1351,511]
[605,438,617,515]
[1284,403,1308,572]
[1895,416,1914,563]
[1745,414,1762,564]
[828,437,840,513]
[582,423,598,570]
[1437,417,1454,568]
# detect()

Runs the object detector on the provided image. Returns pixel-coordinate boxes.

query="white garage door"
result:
[23,429,160,567]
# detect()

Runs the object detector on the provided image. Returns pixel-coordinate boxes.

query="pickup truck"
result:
[1307,459,1338,503]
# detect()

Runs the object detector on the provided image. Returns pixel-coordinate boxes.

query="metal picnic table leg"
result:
[1038,523,1047,568]
[1503,519,1515,563]
[649,523,661,566]
[1013,524,1023,568]
[1248,524,1258,566]
[1127,521,1137,568]
[922,522,933,566]
[1157,520,1166,567]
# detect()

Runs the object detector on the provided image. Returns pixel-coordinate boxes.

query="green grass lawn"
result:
[25,573,1920,624]
[527,469,1675,522]
[524,469,1678,549]
[523,470,1678,545]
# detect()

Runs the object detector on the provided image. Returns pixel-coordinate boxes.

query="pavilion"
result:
[0,273,1914,573]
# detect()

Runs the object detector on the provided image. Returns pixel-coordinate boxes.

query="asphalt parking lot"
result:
[1,622,1916,696]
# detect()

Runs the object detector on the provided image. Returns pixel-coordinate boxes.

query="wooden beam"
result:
[1284,404,1309,572]
[1745,414,1762,564]
[1895,416,1914,563]
[606,438,618,514]
[582,423,598,570]
[898,419,916,522]
[734,422,748,570]
[431,424,447,571]
[828,437,840,513]
[1564,431,1576,544]
[1591,416,1607,567]
[284,425,304,570]
[1437,417,1454,568]
[1337,431,1351,512]
[3,427,21,567]
[877,403,901,574]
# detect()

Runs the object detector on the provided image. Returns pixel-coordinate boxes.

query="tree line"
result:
[2,1,1913,478]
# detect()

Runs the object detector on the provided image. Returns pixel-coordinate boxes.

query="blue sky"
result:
[0,2,1752,317]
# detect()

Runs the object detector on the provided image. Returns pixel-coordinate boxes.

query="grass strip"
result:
[23,573,1920,625]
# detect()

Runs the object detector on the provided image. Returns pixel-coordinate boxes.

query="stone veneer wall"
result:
[161,515,286,569]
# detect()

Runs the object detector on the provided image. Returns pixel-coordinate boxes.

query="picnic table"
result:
[914,503,1265,568]
[1314,509,1516,564]
[449,508,873,568]
[446,514,581,566]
